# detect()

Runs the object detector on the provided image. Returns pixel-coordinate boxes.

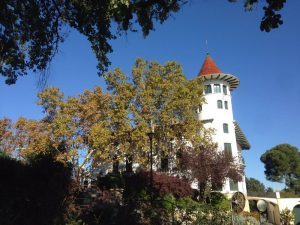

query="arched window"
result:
[223,123,229,133]
[217,100,223,109]
[293,205,300,225]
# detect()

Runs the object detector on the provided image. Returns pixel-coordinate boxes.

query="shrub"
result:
[209,192,230,210]
[241,211,260,221]
[97,172,125,190]
[280,208,294,225]
[123,170,192,200]
[152,172,192,198]
[232,214,260,225]
[0,154,72,225]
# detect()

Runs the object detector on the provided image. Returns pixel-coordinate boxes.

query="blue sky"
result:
[1,1,300,190]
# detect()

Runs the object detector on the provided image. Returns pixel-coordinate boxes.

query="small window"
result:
[223,123,229,133]
[214,84,221,93]
[223,85,227,95]
[217,100,223,109]
[161,156,169,172]
[229,179,238,191]
[224,143,232,156]
[224,101,228,110]
[204,85,212,94]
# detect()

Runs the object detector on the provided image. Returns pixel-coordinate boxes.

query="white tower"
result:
[197,53,250,195]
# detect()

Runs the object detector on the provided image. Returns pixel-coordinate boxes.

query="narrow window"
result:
[223,85,227,95]
[223,123,229,133]
[161,155,169,172]
[229,179,238,191]
[224,101,228,110]
[214,84,221,93]
[217,100,223,109]
[224,143,232,156]
[204,85,212,94]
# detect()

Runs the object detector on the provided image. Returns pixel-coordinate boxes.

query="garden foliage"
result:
[0,154,72,225]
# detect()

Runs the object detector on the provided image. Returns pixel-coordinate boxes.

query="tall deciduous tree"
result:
[260,144,300,190]
[103,58,205,169]
[7,59,206,179]
[1,0,287,85]
[14,117,51,158]
[10,86,111,181]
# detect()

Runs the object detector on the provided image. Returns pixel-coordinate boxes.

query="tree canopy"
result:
[246,177,266,193]
[2,59,205,179]
[229,0,286,32]
[260,143,300,190]
[0,0,185,85]
[0,0,287,85]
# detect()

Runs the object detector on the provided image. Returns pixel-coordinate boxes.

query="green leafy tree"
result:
[7,59,205,179]
[261,144,300,190]
[229,0,286,32]
[266,187,274,192]
[100,58,206,169]
[0,0,185,85]
[15,86,113,180]
[0,0,287,85]
[246,177,266,193]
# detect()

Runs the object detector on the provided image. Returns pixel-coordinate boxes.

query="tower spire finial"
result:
[205,40,209,55]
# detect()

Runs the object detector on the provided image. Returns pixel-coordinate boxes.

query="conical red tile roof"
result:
[198,54,221,76]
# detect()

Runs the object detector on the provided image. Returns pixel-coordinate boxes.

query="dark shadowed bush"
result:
[97,172,125,190]
[123,170,192,200]
[0,154,72,225]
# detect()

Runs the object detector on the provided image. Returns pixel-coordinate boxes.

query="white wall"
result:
[199,79,247,194]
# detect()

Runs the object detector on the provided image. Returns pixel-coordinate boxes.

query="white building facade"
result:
[197,53,250,195]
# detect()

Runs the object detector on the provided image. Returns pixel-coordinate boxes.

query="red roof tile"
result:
[198,54,222,76]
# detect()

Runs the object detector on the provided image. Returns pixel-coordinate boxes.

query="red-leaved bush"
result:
[152,172,192,198]
[179,145,244,199]
[123,170,192,199]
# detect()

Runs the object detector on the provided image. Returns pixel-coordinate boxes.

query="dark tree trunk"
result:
[113,155,119,173]
[125,154,133,173]
[198,181,207,201]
